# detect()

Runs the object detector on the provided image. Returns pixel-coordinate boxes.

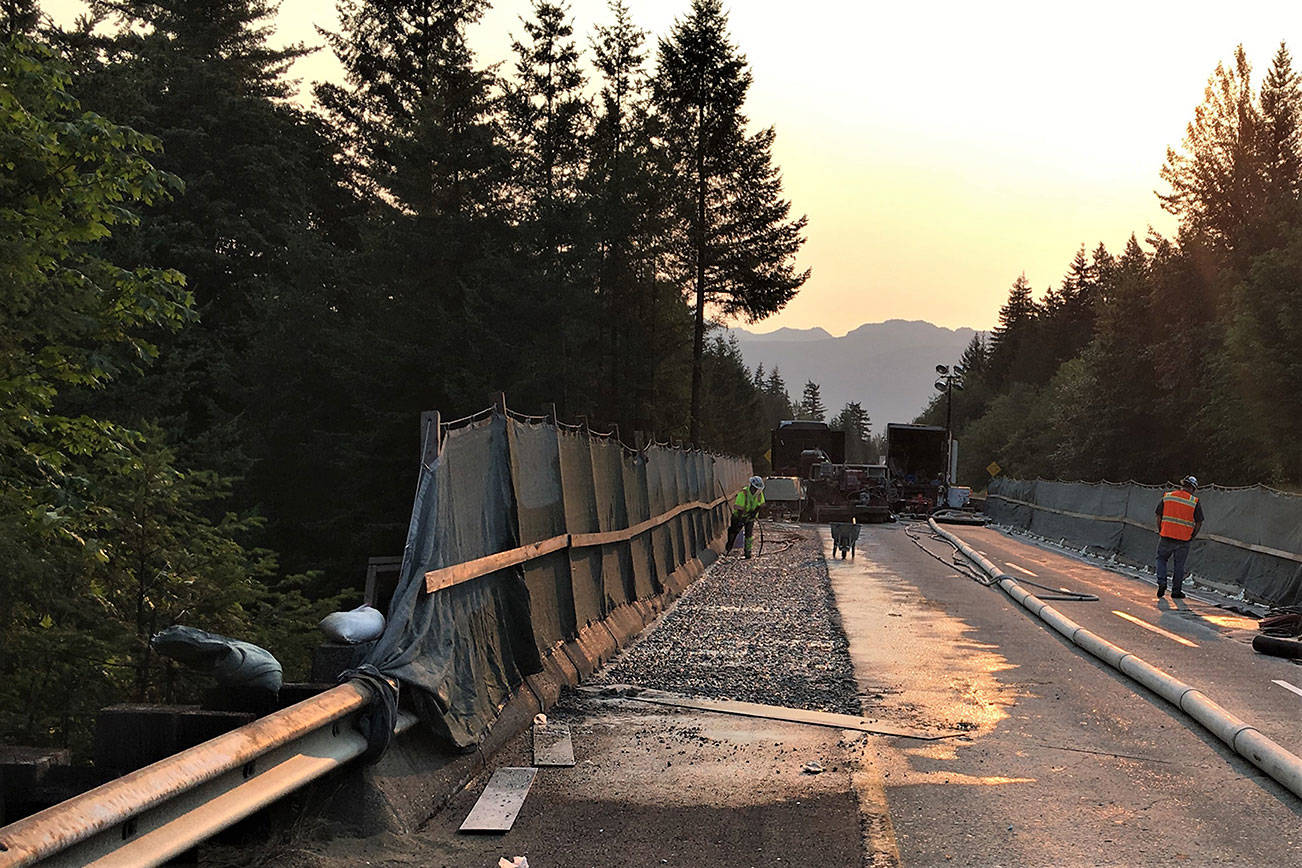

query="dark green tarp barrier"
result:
[367,410,751,748]
[987,478,1302,607]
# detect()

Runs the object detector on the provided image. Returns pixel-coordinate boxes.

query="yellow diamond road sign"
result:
[987,461,1002,477]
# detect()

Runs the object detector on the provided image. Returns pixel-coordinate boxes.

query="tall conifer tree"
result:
[654,0,808,443]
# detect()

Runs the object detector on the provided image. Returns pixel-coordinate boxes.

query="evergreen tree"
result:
[696,335,767,463]
[69,0,366,590]
[1258,41,1302,229]
[1159,45,1267,257]
[984,273,1038,388]
[1,0,39,35]
[505,0,594,414]
[584,0,674,431]
[798,381,826,421]
[653,0,809,443]
[831,402,871,462]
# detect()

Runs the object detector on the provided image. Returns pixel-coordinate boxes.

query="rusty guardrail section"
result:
[0,682,415,867]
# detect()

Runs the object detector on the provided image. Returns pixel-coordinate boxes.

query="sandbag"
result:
[151,625,283,693]
[319,605,386,644]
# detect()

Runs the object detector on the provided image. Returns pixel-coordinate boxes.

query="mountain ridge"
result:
[726,319,980,432]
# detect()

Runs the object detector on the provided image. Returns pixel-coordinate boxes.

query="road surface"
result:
[235,521,1301,867]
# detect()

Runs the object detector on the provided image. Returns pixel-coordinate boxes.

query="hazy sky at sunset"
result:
[40,1,1302,332]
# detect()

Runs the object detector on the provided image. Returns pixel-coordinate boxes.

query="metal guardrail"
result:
[0,681,414,867]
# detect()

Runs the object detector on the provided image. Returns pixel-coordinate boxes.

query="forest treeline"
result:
[919,43,1302,492]
[0,0,808,750]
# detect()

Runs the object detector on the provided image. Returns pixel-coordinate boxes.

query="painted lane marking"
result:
[1112,610,1199,648]
[1273,679,1302,699]
[1007,562,1039,577]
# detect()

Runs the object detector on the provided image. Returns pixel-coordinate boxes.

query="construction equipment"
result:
[885,423,948,514]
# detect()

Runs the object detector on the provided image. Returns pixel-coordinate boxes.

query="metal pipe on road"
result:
[0,681,416,867]
[929,518,1302,801]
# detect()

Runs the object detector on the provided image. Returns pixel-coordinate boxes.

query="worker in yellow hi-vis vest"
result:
[727,476,766,558]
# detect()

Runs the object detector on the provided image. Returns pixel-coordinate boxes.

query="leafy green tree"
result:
[0,34,276,749]
[654,0,809,443]
[0,32,190,568]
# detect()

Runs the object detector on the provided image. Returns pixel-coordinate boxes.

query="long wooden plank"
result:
[425,493,732,594]
[581,685,962,741]
[570,496,728,548]
[425,534,569,593]
[459,767,537,833]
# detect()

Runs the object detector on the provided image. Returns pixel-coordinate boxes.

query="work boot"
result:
[1156,587,1166,598]
[1171,590,1186,599]
[744,550,752,559]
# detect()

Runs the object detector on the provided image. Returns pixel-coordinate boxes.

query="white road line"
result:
[1273,679,1302,699]
[1112,610,1200,648]
[1007,562,1039,577]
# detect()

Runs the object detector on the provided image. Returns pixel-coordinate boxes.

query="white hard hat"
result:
[1181,475,1199,490]
[749,476,765,490]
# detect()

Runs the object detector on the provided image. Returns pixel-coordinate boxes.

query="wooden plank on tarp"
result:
[425,535,569,594]
[532,722,575,767]
[459,767,538,833]
[580,685,963,741]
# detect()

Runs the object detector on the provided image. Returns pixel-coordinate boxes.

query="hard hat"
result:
[1180,475,1199,490]
[749,475,765,490]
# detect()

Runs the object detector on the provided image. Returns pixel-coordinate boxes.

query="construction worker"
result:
[1155,475,1204,599]
[727,476,766,558]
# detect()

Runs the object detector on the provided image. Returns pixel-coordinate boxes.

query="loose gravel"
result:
[596,522,861,716]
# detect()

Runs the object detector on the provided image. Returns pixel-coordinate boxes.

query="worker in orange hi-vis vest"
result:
[1154,475,1204,599]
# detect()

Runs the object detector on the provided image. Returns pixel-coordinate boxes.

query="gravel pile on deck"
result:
[596,523,861,716]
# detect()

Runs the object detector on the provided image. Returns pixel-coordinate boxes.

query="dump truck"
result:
[769,421,890,522]
[770,420,845,476]
[885,423,949,513]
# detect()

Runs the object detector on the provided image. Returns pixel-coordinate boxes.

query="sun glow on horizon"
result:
[37,0,1302,331]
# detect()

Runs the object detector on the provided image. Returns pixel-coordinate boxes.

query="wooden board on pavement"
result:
[581,685,963,741]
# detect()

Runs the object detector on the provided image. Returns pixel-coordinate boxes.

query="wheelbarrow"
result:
[830,521,861,559]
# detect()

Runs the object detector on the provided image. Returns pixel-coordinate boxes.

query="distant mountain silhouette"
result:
[726,319,980,433]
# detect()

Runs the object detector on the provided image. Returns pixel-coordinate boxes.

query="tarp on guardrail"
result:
[986,478,1302,607]
[368,410,751,748]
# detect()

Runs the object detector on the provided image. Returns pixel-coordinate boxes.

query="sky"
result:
[39,1,1302,332]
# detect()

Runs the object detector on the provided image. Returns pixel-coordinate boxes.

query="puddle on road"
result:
[823,535,1019,756]
[823,528,1028,788]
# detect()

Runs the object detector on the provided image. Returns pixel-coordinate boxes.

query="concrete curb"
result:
[929,518,1302,801]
